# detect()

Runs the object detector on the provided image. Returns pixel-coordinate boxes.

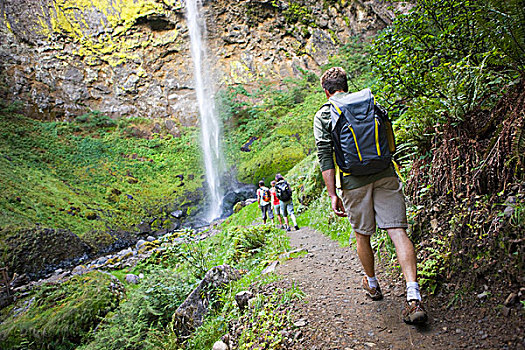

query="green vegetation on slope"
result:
[0,204,296,350]
[221,39,374,186]
[0,271,123,349]
[0,107,203,239]
[1,1,524,348]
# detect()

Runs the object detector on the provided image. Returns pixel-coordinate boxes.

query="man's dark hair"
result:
[320,67,348,94]
[275,173,284,181]
[259,180,265,186]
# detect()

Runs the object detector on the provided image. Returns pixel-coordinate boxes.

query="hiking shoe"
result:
[286,226,291,232]
[361,276,383,301]
[402,300,428,324]
[294,225,300,230]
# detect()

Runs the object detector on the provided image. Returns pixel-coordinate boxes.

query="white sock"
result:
[367,276,378,289]
[406,281,421,301]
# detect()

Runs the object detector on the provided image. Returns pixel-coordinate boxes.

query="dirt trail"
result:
[274,227,521,350]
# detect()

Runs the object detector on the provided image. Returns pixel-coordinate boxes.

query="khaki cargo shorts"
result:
[341,176,408,235]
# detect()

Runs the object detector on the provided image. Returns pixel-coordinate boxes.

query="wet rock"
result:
[171,210,184,219]
[235,291,253,311]
[125,274,140,284]
[136,240,147,250]
[220,180,257,217]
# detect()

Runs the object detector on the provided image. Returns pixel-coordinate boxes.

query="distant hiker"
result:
[270,180,283,227]
[275,174,299,231]
[256,180,273,224]
[313,67,428,324]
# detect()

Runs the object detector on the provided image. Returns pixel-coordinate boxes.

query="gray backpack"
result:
[328,88,396,175]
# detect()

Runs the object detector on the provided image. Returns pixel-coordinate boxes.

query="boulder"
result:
[125,274,140,284]
[172,264,241,336]
[2,227,91,280]
[212,340,229,350]
[234,290,253,311]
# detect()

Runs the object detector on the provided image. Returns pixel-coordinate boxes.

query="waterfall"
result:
[185,0,223,221]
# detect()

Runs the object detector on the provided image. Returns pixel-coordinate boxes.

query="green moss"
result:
[238,143,306,185]
[280,2,315,26]
[0,271,123,350]
[283,152,324,210]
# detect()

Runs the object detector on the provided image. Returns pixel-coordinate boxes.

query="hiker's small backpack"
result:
[262,188,271,202]
[328,88,396,176]
[275,181,292,201]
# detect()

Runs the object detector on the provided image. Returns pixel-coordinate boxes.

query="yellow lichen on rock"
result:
[40,0,175,66]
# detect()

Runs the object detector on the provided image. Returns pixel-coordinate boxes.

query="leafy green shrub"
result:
[238,143,306,184]
[235,286,303,349]
[370,0,521,152]
[283,153,324,212]
[222,202,260,228]
[298,193,353,246]
[0,271,123,350]
[75,111,117,129]
[417,238,449,294]
[226,225,272,264]
[79,269,193,350]
[323,37,375,91]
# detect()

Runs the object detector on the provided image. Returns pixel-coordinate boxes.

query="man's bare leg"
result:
[355,232,375,277]
[386,228,417,283]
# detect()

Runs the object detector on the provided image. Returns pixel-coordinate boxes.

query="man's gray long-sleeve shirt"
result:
[313,92,396,190]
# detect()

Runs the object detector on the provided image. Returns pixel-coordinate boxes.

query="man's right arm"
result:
[314,107,346,217]
[322,169,346,217]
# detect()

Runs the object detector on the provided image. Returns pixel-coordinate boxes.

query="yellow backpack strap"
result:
[392,160,405,184]
[333,153,342,189]
[329,100,342,116]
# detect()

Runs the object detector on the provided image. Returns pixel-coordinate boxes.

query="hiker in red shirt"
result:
[270,180,283,227]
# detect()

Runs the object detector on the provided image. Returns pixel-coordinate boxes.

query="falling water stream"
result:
[185,0,223,221]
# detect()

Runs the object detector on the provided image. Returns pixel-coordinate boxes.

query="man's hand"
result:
[330,195,346,217]
[321,169,346,217]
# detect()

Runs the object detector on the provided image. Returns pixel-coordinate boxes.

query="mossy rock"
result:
[233,201,245,213]
[0,271,124,350]
[283,152,324,211]
[0,227,92,279]
[238,143,307,185]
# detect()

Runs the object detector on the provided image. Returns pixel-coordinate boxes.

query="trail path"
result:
[274,227,521,350]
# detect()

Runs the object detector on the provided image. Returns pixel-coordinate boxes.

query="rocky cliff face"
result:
[0,0,400,129]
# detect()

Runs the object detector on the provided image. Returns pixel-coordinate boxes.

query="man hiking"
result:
[313,67,428,324]
[275,174,299,231]
[256,180,273,224]
[270,180,283,227]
